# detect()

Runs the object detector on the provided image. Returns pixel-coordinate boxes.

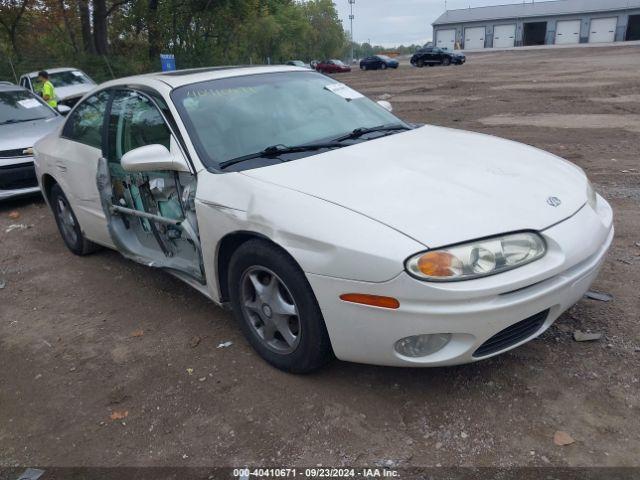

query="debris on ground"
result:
[189,335,202,348]
[584,290,613,302]
[130,329,144,338]
[16,468,45,480]
[186,368,194,376]
[553,430,575,446]
[217,341,233,349]
[109,410,129,421]
[5,224,31,233]
[0,278,5,289]
[573,331,603,342]
[8,211,20,220]
[378,93,392,100]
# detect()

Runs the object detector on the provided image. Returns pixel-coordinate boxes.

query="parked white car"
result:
[20,67,96,109]
[34,66,613,372]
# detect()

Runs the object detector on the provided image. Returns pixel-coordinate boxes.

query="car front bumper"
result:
[0,157,41,200]
[307,198,613,367]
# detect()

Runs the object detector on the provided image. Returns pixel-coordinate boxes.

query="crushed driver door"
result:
[97,89,204,282]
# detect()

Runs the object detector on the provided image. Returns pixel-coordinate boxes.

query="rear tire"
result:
[417,59,425,68]
[442,57,451,66]
[228,239,333,373]
[381,63,387,70]
[50,183,100,256]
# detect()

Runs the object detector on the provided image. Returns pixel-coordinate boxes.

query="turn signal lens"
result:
[406,232,546,282]
[416,251,463,277]
[340,293,400,309]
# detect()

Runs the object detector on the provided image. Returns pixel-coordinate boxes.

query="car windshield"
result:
[171,71,404,169]
[0,90,57,124]
[378,55,392,61]
[331,60,345,66]
[30,70,93,88]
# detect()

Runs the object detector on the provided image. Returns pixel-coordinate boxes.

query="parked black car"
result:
[359,55,400,70]
[410,47,466,67]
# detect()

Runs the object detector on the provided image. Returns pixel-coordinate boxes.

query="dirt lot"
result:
[1,46,639,470]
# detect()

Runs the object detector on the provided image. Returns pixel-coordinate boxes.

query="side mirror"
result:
[56,105,71,115]
[377,100,393,113]
[121,144,190,173]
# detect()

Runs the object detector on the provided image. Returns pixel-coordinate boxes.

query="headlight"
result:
[406,232,546,282]
[587,181,598,210]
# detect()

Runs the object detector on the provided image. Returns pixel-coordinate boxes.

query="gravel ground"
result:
[1,46,639,470]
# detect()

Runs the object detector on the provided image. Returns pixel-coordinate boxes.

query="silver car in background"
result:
[0,83,64,200]
[19,67,96,109]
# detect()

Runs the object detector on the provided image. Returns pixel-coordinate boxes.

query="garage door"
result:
[493,24,516,48]
[464,27,486,49]
[436,29,456,50]
[589,17,617,43]
[555,20,581,44]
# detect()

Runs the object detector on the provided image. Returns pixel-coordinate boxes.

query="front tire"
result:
[442,57,451,66]
[381,63,387,70]
[417,59,425,68]
[50,183,100,256]
[228,239,333,373]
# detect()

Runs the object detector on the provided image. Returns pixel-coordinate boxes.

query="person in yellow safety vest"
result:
[37,71,57,108]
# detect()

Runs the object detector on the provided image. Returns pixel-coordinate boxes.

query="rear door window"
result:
[62,91,110,149]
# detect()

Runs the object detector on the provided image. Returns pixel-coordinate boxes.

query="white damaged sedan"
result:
[34,66,613,372]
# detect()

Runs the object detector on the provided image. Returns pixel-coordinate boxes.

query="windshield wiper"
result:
[219,142,343,170]
[0,117,48,125]
[333,124,411,142]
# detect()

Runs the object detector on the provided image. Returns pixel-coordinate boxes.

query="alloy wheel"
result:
[240,266,301,354]
[56,196,78,245]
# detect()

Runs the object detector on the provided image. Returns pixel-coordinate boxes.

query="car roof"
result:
[0,83,29,93]
[98,65,309,90]
[23,67,85,77]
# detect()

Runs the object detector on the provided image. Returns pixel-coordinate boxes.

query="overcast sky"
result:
[333,0,532,46]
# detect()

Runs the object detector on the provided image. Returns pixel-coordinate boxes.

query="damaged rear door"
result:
[97,88,204,282]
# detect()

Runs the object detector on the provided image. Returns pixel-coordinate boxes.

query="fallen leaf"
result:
[186,368,194,376]
[189,336,201,348]
[217,341,233,349]
[8,211,20,220]
[573,331,603,342]
[553,430,575,446]
[110,410,129,421]
[130,329,144,338]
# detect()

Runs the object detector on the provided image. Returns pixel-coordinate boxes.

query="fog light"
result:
[394,333,451,358]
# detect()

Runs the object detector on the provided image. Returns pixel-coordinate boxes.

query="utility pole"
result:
[349,0,355,64]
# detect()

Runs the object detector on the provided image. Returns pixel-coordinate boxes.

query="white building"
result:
[433,0,640,50]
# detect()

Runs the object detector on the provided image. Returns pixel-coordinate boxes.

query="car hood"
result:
[0,117,63,151]
[242,126,588,248]
[56,84,93,101]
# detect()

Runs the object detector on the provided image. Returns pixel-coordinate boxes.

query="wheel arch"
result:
[41,173,58,206]
[216,230,303,303]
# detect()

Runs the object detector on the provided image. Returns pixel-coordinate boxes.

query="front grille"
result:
[0,162,38,190]
[473,309,549,358]
[0,147,31,158]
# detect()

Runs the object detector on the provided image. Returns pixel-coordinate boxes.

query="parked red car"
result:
[315,59,351,74]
